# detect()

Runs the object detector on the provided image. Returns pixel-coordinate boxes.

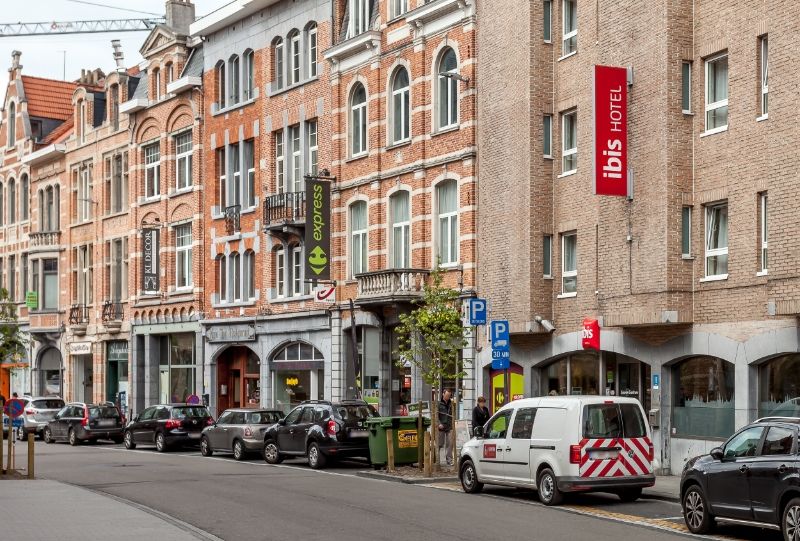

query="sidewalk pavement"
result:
[643,475,681,502]
[2,480,221,541]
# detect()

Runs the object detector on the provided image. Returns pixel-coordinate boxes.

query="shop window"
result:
[759,354,800,417]
[272,342,324,413]
[158,333,196,404]
[672,356,734,439]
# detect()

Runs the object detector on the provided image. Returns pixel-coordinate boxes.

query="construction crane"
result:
[0,18,165,37]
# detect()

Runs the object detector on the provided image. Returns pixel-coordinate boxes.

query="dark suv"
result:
[43,403,124,445]
[263,400,378,469]
[123,404,213,452]
[681,417,800,538]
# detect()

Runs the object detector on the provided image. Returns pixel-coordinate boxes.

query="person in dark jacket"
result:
[437,389,454,466]
[472,396,490,434]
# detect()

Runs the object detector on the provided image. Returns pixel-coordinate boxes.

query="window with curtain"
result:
[350,201,367,276]
[562,110,577,173]
[274,39,284,90]
[390,191,410,268]
[350,84,367,156]
[392,68,410,143]
[437,180,458,265]
[229,55,240,105]
[307,24,318,78]
[290,31,301,85]
[705,203,728,277]
[244,50,254,101]
[216,62,226,108]
[705,53,728,131]
[347,0,370,38]
[175,224,192,290]
[562,0,577,55]
[437,48,458,129]
[562,232,577,294]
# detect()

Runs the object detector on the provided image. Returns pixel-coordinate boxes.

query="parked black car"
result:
[124,404,213,452]
[263,400,378,469]
[43,403,124,445]
[201,409,283,460]
[681,417,800,539]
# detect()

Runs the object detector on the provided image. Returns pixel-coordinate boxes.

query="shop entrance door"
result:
[617,361,641,402]
[229,369,241,408]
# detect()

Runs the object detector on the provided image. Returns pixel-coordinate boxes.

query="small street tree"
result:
[0,288,27,378]
[394,267,468,469]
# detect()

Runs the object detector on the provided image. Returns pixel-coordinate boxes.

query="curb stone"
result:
[356,470,458,485]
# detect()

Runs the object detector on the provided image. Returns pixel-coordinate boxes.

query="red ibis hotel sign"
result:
[593,65,628,197]
[582,318,600,351]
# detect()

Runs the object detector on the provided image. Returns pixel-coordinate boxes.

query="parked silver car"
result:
[200,409,283,460]
[18,397,66,440]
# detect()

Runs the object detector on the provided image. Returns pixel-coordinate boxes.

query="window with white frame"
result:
[760,193,768,273]
[274,39,284,90]
[231,251,242,301]
[228,55,240,105]
[292,246,310,296]
[682,61,692,113]
[307,120,318,176]
[543,114,552,157]
[244,250,255,300]
[244,50,255,101]
[78,167,91,221]
[275,248,286,298]
[110,237,127,301]
[290,125,302,192]
[437,48,458,129]
[562,232,577,294]
[153,68,161,101]
[392,68,410,143]
[218,255,228,302]
[543,235,552,277]
[347,0,370,38]
[681,206,692,257]
[107,152,128,214]
[244,139,255,207]
[760,36,768,117]
[275,130,285,192]
[391,0,407,18]
[437,180,458,265]
[175,132,192,191]
[390,191,410,268]
[307,24,318,78]
[705,53,728,131]
[78,100,86,144]
[75,244,93,305]
[230,142,241,206]
[175,224,192,290]
[543,0,552,42]
[350,201,368,276]
[704,202,728,278]
[562,110,577,173]
[144,143,160,200]
[8,178,15,224]
[216,62,226,109]
[350,84,367,156]
[562,0,577,56]
[290,32,301,85]
[216,148,226,209]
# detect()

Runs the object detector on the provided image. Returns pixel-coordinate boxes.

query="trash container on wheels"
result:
[366,416,431,467]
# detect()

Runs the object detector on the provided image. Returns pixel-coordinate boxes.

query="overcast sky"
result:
[2,0,229,96]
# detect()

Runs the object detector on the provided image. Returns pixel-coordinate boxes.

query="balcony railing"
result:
[355,269,429,305]
[68,303,89,325]
[29,230,61,248]
[263,192,305,228]
[224,204,241,235]
[101,300,123,322]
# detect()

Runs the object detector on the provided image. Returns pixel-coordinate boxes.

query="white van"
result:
[459,396,654,505]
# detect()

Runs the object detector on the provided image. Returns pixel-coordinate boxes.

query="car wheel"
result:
[43,427,54,444]
[307,442,326,469]
[537,468,563,506]
[460,460,484,494]
[783,497,800,541]
[155,432,167,453]
[616,487,643,502]
[683,485,714,534]
[123,430,136,449]
[68,428,79,446]
[200,436,213,457]
[233,439,245,461]
[263,441,283,464]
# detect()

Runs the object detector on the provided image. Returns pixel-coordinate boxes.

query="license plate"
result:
[187,432,201,439]
[589,450,618,460]
[349,429,368,438]
[98,420,115,427]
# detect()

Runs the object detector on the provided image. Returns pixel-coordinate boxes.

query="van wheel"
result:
[307,442,326,469]
[616,487,643,502]
[460,460,483,494]
[537,468,563,506]
[683,485,714,534]
[782,497,800,541]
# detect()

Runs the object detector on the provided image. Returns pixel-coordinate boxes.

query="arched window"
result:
[391,68,410,143]
[244,249,256,300]
[273,38,284,90]
[243,49,255,101]
[275,246,286,298]
[350,84,367,157]
[673,356,734,439]
[216,61,226,109]
[165,62,174,84]
[20,173,28,221]
[7,101,15,146]
[7,178,15,224]
[436,179,458,265]
[289,31,301,85]
[350,201,367,276]
[152,67,161,101]
[230,251,242,301]
[437,48,459,129]
[390,191,410,268]
[228,55,240,105]
[77,99,85,144]
[217,254,228,302]
[306,23,318,78]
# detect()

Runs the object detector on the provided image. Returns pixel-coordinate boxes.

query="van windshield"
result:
[583,403,647,439]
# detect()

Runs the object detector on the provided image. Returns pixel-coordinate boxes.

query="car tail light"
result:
[25,408,37,415]
[165,419,181,429]
[327,419,337,436]
[648,442,654,462]
[569,444,582,464]
[206,418,214,426]
[81,407,89,427]
[244,426,253,437]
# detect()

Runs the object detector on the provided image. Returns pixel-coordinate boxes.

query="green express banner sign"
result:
[304,178,331,281]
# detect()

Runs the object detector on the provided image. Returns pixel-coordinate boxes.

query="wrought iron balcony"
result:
[29,231,62,250]
[224,204,241,235]
[263,192,306,231]
[355,269,430,306]
[68,303,89,334]
[102,300,123,333]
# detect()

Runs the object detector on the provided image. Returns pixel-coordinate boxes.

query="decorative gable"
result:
[139,25,179,58]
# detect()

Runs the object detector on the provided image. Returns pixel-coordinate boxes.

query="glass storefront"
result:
[39,347,62,396]
[158,333,196,403]
[271,342,324,414]
[759,354,800,417]
[672,356,734,439]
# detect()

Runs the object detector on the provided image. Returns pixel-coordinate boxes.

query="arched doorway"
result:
[271,342,324,414]
[216,346,260,412]
[39,348,63,396]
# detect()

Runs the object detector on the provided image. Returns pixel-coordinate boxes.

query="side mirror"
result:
[710,447,724,460]
[278,418,287,426]
[473,426,484,438]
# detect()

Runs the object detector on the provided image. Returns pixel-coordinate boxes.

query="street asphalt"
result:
[1,439,783,541]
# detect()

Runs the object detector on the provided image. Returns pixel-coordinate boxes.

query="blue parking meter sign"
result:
[468,298,487,326]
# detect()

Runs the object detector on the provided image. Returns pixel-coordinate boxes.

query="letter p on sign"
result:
[469,298,487,325]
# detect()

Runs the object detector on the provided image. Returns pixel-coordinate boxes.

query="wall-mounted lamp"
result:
[534,315,556,333]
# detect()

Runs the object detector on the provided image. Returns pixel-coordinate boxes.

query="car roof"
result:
[222,408,282,413]
[28,396,65,401]
[753,417,800,425]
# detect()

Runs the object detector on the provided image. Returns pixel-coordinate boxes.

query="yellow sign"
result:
[398,429,418,448]
[285,377,299,386]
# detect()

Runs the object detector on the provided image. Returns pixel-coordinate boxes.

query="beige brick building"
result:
[478,0,800,473]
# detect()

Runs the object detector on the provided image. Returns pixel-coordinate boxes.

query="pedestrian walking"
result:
[471,396,490,435]
[437,389,454,466]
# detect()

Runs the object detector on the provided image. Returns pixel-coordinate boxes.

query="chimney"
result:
[165,0,195,35]
[112,40,125,71]
[9,50,22,80]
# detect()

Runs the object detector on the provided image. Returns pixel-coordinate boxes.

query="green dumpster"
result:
[366,416,431,467]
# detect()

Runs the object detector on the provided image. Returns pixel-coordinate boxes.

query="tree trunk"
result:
[431,387,439,473]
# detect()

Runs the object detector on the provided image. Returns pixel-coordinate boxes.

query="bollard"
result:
[417,401,423,470]
[423,430,432,477]
[7,425,12,473]
[27,431,34,479]
[386,428,395,472]
[450,400,457,468]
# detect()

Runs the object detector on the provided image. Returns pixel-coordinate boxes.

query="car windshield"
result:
[247,411,281,424]
[172,406,210,419]
[89,406,120,419]
[336,404,378,421]
[32,399,65,409]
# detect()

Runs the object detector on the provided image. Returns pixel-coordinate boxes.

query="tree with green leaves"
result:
[0,288,27,373]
